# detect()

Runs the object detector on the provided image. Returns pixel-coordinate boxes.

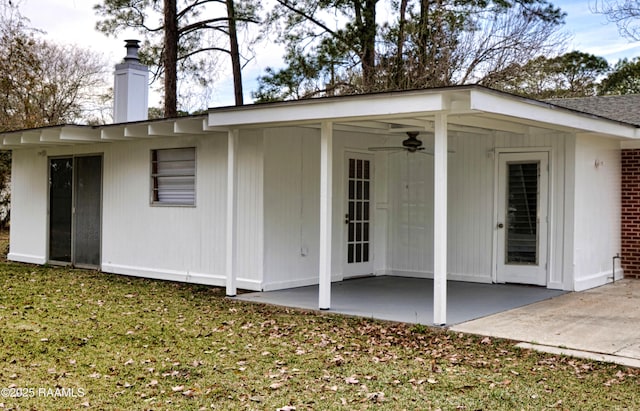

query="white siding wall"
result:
[263,128,320,289]
[100,134,232,286]
[8,132,270,289]
[235,130,264,288]
[387,131,570,288]
[12,124,616,294]
[262,127,388,289]
[572,134,621,290]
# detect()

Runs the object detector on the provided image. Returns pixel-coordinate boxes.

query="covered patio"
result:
[236,276,566,325]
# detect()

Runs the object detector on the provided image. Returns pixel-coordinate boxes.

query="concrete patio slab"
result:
[237,276,565,325]
[451,279,640,366]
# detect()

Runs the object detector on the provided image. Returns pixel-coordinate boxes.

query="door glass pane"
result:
[506,162,538,264]
[346,158,370,264]
[74,156,102,267]
[49,158,73,262]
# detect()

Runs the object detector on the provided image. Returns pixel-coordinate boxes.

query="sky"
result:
[17,0,640,109]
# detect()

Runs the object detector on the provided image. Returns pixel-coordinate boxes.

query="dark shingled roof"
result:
[546,95,640,127]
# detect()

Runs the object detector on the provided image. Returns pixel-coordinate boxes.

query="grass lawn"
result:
[0,239,638,409]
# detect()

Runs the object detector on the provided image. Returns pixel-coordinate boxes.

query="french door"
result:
[49,155,102,268]
[343,152,374,277]
[496,152,548,285]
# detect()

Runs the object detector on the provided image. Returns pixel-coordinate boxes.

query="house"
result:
[1,41,638,325]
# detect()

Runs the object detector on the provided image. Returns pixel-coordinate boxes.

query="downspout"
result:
[611,253,621,283]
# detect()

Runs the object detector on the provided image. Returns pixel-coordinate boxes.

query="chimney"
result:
[113,39,149,123]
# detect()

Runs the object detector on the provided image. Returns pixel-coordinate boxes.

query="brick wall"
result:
[622,149,640,279]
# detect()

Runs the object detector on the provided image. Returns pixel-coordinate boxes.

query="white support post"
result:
[319,121,333,310]
[226,129,239,297]
[433,113,448,326]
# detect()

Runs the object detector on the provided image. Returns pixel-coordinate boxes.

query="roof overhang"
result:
[0,116,216,149]
[1,86,639,150]
[206,86,640,140]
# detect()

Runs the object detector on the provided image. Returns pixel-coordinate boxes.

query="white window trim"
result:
[150,147,197,207]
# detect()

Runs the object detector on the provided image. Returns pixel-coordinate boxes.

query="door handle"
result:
[345,213,350,225]
[497,223,504,229]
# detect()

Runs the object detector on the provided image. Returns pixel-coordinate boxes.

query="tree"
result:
[593,0,640,40]
[599,57,640,94]
[491,51,611,99]
[0,7,108,129]
[0,0,109,227]
[94,0,261,116]
[254,0,567,102]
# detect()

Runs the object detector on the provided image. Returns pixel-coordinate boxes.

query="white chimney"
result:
[113,39,149,123]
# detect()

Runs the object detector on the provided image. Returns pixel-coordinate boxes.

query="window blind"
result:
[151,147,196,205]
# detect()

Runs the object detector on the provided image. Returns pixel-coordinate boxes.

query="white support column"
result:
[319,121,333,310]
[433,113,448,326]
[226,129,239,297]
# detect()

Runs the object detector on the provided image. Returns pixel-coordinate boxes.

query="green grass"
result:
[0,237,638,409]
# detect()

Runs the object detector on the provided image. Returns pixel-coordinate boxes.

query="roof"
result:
[547,95,640,127]
[2,86,640,149]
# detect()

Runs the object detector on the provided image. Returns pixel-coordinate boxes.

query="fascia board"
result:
[469,89,637,138]
[208,92,446,128]
[60,126,100,142]
[20,131,43,144]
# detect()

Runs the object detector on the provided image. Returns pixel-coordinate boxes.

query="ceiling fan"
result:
[368,131,425,153]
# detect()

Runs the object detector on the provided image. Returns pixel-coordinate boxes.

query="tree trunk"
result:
[359,0,377,92]
[164,0,178,117]
[226,0,243,105]
[394,0,408,88]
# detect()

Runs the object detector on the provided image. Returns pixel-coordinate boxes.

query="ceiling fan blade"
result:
[420,149,457,155]
[368,146,406,151]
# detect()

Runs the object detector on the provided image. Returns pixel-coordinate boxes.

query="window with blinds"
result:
[151,147,196,206]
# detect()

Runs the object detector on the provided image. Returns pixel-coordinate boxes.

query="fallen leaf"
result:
[366,392,385,403]
[270,382,283,390]
[124,359,134,366]
[480,337,491,345]
[345,376,359,384]
[331,355,345,365]
[172,385,184,392]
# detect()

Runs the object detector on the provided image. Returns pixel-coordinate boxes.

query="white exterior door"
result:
[343,152,374,277]
[496,152,549,285]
